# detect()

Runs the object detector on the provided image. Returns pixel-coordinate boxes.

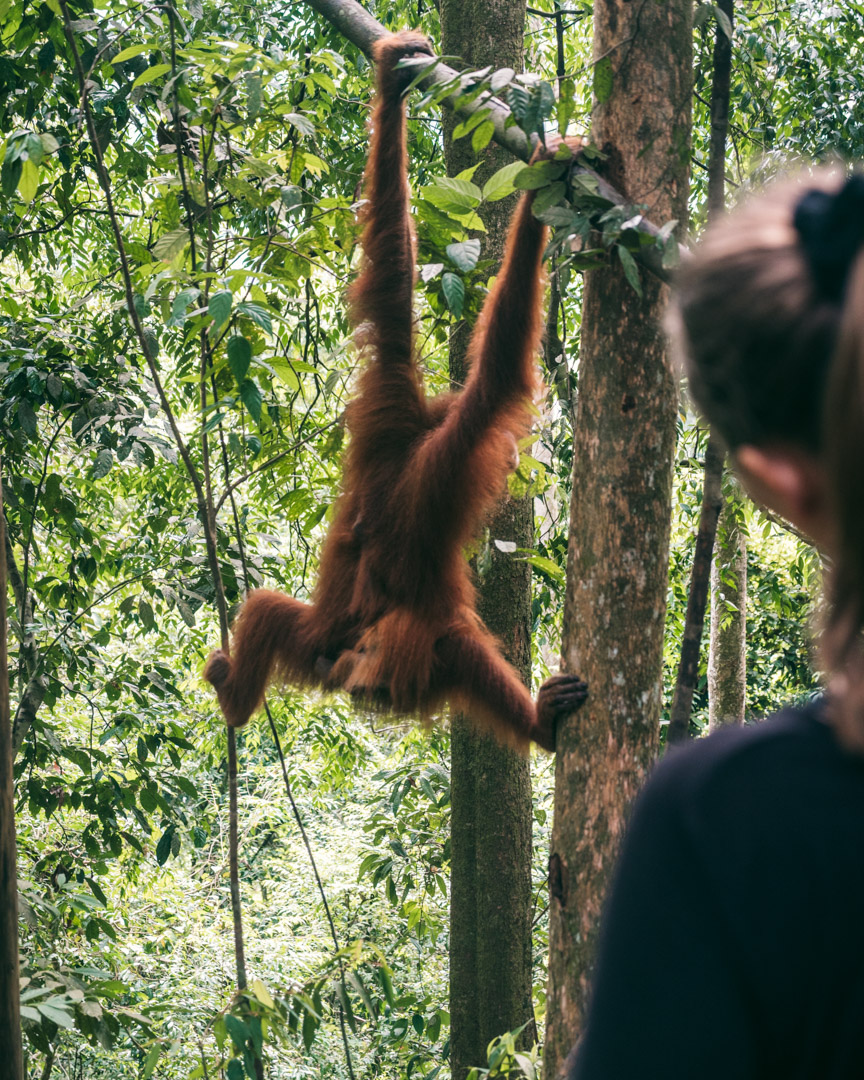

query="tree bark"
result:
[0,468,24,1080]
[441,3,536,1077]
[666,0,735,744]
[543,0,692,1071]
[708,496,747,730]
[667,433,724,743]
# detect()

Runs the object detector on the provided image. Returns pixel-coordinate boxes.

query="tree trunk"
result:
[0,468,24,1080]
[667,0,735,744]
[440,3,536,1078]
[708,497,747,729]
[667,434,724,743]
[543,0,692,1071]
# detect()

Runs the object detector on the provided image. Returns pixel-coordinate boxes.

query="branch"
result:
[303,0,684,282]
[4,520,46,757]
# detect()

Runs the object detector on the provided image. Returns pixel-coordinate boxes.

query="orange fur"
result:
[204,31,586,751]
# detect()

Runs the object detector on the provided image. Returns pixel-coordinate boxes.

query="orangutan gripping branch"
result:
[205,31,587,751]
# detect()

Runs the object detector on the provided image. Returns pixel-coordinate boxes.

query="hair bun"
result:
[793,174,864,302]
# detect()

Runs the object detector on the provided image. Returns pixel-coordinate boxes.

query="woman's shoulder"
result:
[658,698,832,785]
[642,697,864,849]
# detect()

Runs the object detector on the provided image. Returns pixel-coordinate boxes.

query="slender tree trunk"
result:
[440,4,536,1077]
[543,0,692,1071]
[667,434,724,742]
[708,496,747,729]
[667,0,735,744]
[0,466,24,1080]
[704,2,745,734]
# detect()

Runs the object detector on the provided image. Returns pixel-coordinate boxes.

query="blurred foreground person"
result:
[570,173,864,1079]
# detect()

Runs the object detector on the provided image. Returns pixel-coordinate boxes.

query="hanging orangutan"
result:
[205,30,587,751]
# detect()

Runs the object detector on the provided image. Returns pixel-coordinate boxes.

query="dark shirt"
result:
[570,701,864,1079]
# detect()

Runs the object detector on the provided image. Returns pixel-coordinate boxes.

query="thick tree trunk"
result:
[708,497,747,729]
[0,469,24,1080]
[543,0,692,1071]
[440,3,536,1078]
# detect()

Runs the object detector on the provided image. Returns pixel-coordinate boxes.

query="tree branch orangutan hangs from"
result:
[205,31,588,752]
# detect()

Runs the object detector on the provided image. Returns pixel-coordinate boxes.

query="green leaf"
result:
[302,1008,317,1051]
[519,552,565,584]
[452,109,491,141]
[24,132,45,165]
[170,287,200,324]
[285,112,314,136]
[378,967,395,1007]
[412,1013,425,1035]
[143,1044,161,1078]
[17,400,37,438]
[482,161,525,202]
[514,160,566,190]
[90,448,113,479]
[226,1061,244,1080]
[694,2,713,29]
[18,158,39,203]
[174,776,197,799]
[538,80,557,120]
[514,1054,536,1080]
[617,244,643,297]
[535,206,576,227]
[138,598,155,630]
[235,302,272,334]
[239,379,262,423]
[251,979,275,1009]
[490,67,515,92]
[532,182,565,214]
[86,876,108,906]
[132,63,172,89]
[1,155,22,197]
[441,272,465,318]
[112,43,153,63]
[153,228,189,262]
[246,74,262,120]
[713,3,733,38]
[140,785,158,812]
[37,41,55,70]
[420,177,482,214]
[593,55,613,105]
[471,120,495,153]
[38,1003,76,1029]
[155,826,174,865]
[208,290,233,328]
[227,335,252,383]
[446,239,481,272]
[141,327,160,359]
[420,262,444,282]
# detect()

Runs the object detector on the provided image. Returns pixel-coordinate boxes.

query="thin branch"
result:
[214,419,339,514]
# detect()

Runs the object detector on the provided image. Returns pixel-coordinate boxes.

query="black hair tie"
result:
[793,174,864,303]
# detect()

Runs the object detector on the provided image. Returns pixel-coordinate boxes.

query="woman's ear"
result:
[733,444,834,549]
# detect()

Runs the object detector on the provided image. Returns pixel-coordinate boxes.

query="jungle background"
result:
[0,0,856,1076]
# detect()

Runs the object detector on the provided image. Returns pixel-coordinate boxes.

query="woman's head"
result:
[669,170,864,709]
